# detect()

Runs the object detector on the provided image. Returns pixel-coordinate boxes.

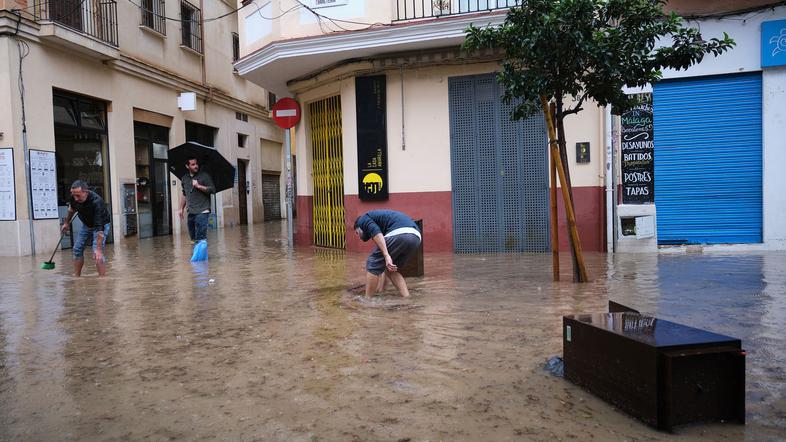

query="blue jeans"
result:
[72,224,110,260]
[188,213,209,241]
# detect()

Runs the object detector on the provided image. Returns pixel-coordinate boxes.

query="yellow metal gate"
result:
[310,96,346,249]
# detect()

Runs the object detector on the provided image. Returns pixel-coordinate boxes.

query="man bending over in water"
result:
[354,210,422,298]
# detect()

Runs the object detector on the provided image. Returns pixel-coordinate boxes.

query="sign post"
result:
[271,98,301,247]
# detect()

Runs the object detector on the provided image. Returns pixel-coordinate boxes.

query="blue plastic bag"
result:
[544,356,564,378]
[190,239,208,262]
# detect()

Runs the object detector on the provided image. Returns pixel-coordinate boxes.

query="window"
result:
[180,0,202,53]
[237,133,248,148]
[232,32,240,62]
[235,111,248,122]
[185,121,216,147]
[141,0,166,35]
[268,92,277,109]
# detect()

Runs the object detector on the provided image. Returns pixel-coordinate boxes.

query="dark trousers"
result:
[187,213,209,241]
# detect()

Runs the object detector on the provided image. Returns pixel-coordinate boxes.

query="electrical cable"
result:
[123,0,302,24]
[292,0,388,33]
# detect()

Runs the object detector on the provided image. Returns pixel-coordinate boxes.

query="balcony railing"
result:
[395,0,520,21]
[34,0,119,47]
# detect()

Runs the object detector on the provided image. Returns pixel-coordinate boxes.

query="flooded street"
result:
[0,222,784,441]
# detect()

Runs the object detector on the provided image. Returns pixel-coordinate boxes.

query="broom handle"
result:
[48,211,77,262]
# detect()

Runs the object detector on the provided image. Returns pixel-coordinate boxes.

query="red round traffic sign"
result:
[271,97,301,129]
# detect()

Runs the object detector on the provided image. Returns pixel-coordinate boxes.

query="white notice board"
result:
[0,148,16,221]
[29,149,59,220]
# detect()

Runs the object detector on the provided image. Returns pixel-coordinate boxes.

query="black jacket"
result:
[68,191,110,228]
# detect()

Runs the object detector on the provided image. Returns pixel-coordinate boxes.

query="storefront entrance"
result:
[134,122,171,238]
[53,90,113,248]
[448,74,550,253]
[309,96,345,249]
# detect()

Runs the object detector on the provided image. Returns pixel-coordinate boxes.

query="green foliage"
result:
[463,0,735,119]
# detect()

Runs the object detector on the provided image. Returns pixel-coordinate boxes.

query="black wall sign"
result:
[621,93,654,204]
[355,75,389,201]
[576,142,590,163]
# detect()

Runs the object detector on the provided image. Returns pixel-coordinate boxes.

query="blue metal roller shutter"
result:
[653,72,762,244]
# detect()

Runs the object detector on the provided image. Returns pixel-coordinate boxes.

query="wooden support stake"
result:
[540,96,589,282]
[549,114,560,282]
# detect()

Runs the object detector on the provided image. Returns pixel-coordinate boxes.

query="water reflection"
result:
[0,224,784,439]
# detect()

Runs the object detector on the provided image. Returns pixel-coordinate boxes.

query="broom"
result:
[41,211,76,270]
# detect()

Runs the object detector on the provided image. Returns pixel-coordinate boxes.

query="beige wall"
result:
[0,16,281,255]
[239,0,395,57]
[290,61,605,199]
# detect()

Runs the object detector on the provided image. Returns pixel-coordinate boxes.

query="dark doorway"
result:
[262,173,281,221]
[134,122,171,238]
[53,90,113,249]
[237,160,248,225]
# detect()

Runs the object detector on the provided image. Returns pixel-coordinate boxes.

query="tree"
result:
[463,0,734,282]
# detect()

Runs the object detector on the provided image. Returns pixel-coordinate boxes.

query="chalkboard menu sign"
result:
[621,93,654,204]
[355,75,388,201]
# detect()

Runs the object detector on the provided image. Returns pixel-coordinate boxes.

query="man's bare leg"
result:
[96,257,106,277]
[365,272,382,298]
[385,271,410,298]
[73,258,84,277]
[375,274,389,293]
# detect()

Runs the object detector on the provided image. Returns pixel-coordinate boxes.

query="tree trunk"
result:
[540,95,588,283]
[555,100,582,282]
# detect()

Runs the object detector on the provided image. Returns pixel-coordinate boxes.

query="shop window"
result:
[53,95,78,127]
[53,91,112,241]
[79,101,107,131]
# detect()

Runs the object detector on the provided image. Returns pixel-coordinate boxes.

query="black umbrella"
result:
[168,141,235,193]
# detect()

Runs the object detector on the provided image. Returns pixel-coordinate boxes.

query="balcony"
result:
[236,2,508,95]
[33,0,120,60]
[395,0,520,21]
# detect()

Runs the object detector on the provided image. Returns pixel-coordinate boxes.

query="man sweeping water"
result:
[61,180,111,277]
[354,210,422,298]
[178,157,215,261]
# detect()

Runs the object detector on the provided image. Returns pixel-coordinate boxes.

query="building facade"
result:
[236,0,608,254]
[0,0,286,257]
[616,1,786,252]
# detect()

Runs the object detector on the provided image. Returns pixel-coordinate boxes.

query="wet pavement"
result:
[0,221,785,441]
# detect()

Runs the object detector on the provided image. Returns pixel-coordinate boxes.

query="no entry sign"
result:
[271,97,301,129]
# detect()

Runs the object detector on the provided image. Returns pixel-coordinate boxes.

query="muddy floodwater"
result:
[1,222,785,441]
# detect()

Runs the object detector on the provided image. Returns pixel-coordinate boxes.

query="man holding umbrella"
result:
[169,141,234,260]
[178,156,215,244]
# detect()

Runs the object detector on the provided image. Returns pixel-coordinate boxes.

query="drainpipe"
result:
[605,104,614,254]
[199,0,206,86]
[400,66,405,150]
[22,127,36,256]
